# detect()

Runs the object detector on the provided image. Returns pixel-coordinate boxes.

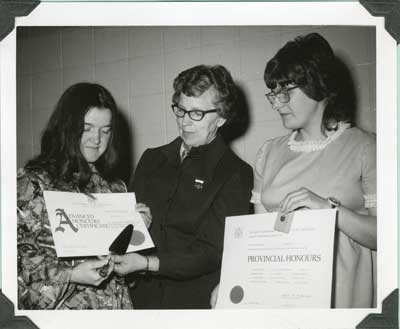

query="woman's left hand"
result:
[113,253,147,276]
[135,203,152,228]
[279,187,330,213]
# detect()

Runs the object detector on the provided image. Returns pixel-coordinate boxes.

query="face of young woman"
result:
[270,85,325,132]
[80,107,112,164]
[176,88,226,147]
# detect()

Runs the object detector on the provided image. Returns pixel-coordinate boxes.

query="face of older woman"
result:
[176,88,226,147]
[80,107,112,163]
[270,85,325,132]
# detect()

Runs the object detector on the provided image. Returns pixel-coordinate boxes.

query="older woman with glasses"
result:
[113,64,253,309]
[251,33,376,308]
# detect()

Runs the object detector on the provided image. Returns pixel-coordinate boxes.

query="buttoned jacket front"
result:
[129,135,253,309]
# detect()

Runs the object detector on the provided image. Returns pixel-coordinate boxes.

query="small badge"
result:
[194,178,204,190]
[274,211,294,233]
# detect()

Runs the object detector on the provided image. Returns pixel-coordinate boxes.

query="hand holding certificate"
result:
[43,191,154,257]
[217,209,336,309]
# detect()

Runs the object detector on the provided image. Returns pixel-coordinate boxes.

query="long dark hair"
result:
[264,33,353,131]
[26,82,121,188]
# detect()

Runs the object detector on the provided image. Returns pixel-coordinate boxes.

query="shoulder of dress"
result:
[256,134,291,156]
[17,167,50,200]
[18,166,49,184]
[263,134,290,148]
[272,133,292,144]
[343,127,376,147]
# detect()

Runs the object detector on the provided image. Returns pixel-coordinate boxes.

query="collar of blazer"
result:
[162,134,229,181]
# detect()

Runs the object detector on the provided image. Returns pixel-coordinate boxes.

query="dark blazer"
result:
[129,135,253,309]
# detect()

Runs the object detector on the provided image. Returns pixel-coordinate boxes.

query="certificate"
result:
[43,191,154,257]
[217,209,336,309]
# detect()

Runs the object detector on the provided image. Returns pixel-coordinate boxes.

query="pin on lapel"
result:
[194,178,204,190]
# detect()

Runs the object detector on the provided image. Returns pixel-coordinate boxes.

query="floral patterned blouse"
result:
[17,167,133,310]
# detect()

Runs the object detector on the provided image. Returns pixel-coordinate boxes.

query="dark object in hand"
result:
[97,224,134,277]
[109,224,134,255]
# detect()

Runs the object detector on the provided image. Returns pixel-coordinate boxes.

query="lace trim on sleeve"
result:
[250,191,261,204]
[363,194,377,208]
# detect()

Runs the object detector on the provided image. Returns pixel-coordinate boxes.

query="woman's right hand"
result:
[70,258,113,286]
[279,187,330,213]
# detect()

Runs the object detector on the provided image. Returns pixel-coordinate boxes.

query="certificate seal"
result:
[130,230,145,246]
[230,285,244,304]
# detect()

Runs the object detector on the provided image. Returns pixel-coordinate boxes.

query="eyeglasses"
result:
[171,104,218,121]
[265,86,299,105]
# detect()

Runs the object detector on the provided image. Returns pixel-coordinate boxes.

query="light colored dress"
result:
[251,125,376,308]
[17,167,133,310]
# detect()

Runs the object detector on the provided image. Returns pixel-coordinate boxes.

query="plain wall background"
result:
[16,26,376,180]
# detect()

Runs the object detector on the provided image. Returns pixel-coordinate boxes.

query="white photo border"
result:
[1,2,397,329]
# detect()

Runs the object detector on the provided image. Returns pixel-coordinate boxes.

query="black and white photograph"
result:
[0,2,398,329]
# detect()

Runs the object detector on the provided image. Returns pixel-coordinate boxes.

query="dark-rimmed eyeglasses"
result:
[265,86,299,105]
[171,104,218,121]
